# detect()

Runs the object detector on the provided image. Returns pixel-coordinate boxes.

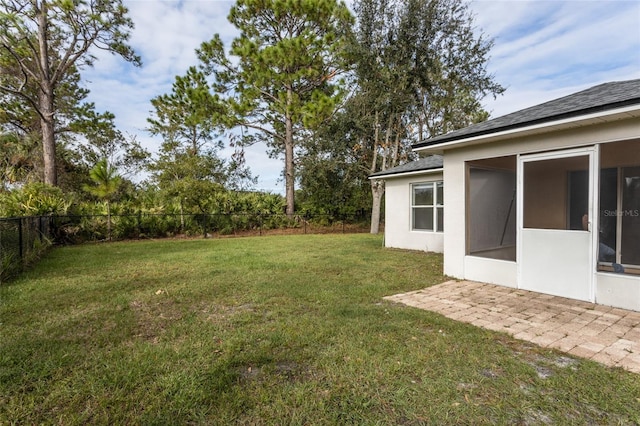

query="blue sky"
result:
[81,0,640,193]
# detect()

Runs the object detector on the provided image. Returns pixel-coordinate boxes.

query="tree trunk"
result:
[380,113,394,171]
[390,117,401,168]
[37,1,57,186]
[284,88,295,218]
[370,111,379,173]
[40,97,57,186]
[370,179,384,234]
[369,111,382,233]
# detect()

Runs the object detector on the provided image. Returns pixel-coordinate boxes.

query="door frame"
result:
[516,145,600,302]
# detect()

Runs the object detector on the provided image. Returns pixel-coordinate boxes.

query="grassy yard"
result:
[1,234,639,424]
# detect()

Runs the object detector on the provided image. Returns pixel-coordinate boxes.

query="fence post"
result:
[18,218,23,263]
[0,225,3,279]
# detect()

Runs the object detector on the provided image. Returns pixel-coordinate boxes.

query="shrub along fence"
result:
[0,212,373,283]
[51,212,372,243]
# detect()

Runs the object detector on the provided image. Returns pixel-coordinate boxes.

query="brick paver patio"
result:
[384,280,640,374]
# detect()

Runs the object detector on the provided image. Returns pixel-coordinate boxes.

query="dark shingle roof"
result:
[413,79,640,149]
[369,155,443,179]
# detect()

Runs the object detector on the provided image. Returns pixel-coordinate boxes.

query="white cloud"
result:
[82,2,236,151]
[125,1,234,76]
[471,0,640,116]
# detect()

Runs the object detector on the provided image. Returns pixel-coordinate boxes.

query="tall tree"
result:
[196,0,353,216]
[1,40,125,190]
[1,57,146,191]
[347,0,504,233]
[297,126,371,218]
[147,67,253,218]
[148,67,227,157]
[0,0,140,186]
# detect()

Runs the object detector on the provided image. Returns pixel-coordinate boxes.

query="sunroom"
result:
[413,79,640,311]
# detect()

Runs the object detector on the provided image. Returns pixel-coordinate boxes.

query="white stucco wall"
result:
[442,154,466,278]
[596,272,640,311]
[383,171,444,253]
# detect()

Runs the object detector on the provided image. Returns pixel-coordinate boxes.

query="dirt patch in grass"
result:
[129,297,184,343]
[523,354,580,380]
[234,360,316,387]
[198,302,257,323]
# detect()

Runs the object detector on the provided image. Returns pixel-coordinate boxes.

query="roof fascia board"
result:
[414,104,640,154]
[369,167,444,180]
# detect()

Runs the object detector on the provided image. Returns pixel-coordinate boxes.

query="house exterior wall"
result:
[440,117,640,310]
[383,172,444,253]
[442,154,466,278]
[597,273,640,311]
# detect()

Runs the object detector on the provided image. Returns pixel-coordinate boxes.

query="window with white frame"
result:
[412,181,444,232]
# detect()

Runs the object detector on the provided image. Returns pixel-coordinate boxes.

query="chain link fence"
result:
[0,216,53,283]
[50,212,372,243]
[1,212,375,283]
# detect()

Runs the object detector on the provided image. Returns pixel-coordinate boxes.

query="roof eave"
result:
[413,104,640,154]
[369,167,444,180]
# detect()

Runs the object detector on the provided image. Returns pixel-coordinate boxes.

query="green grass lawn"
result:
[1,234,639,424]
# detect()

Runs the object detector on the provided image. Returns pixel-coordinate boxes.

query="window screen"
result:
[523,155,589,230]
[468,166,516,261]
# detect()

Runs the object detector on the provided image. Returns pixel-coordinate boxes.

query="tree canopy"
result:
[147,66,256,214]
[194,0,354,216]
[311,0,505,233]
[1,0,506,229]
[0,0,140,186]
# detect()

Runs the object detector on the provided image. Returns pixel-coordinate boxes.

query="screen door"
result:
[517,147,597,301]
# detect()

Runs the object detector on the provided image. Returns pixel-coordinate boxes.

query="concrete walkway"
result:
[384,280,640,374]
